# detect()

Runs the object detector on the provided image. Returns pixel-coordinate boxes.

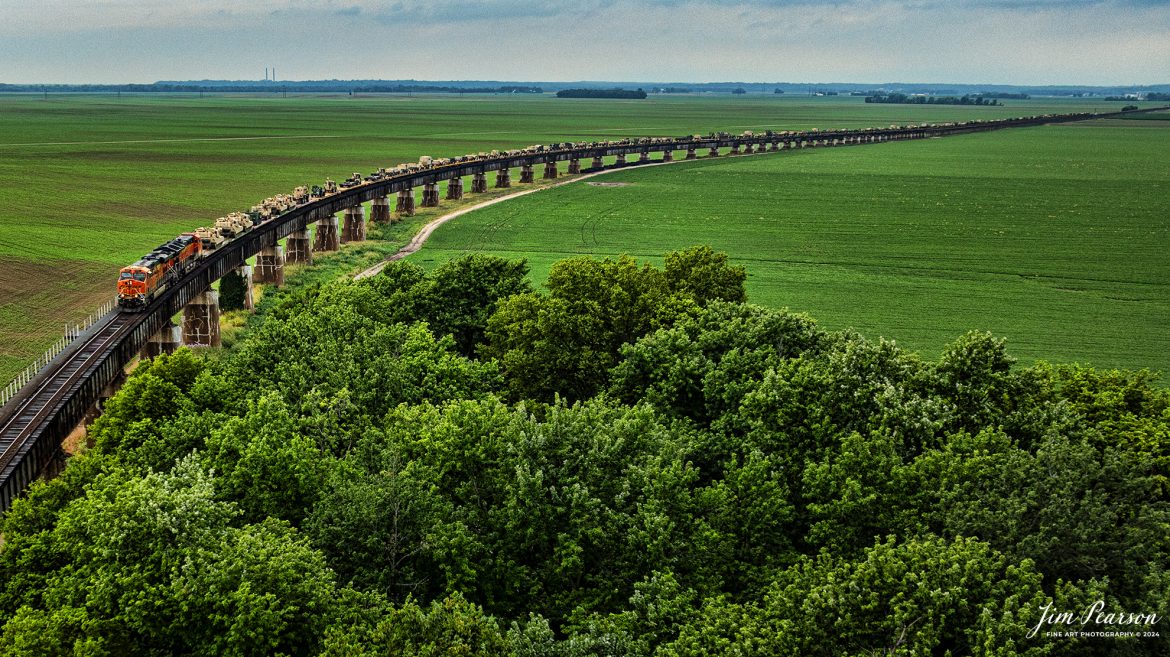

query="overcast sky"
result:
[2,0,1167,85]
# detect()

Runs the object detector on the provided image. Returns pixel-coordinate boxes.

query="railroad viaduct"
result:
[0,108,1159,512]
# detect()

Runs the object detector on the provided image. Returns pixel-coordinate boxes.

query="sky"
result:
[2,0,1168,85]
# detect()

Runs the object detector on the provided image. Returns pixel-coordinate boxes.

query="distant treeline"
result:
[0,82,542,94]
[557,88,647,99]
[351,85,541,94]
[1106,93,1169,101]
[865,93,1001,106]
[979,92,1029,99]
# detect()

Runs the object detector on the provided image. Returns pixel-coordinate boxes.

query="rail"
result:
[0,298,116,408]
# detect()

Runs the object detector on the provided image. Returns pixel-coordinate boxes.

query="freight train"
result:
[114,109,1120,312]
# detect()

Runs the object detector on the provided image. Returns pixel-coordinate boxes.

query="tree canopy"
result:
[2,250,1167,656]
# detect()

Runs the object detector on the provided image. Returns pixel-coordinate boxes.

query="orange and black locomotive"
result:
[117,233,202,311]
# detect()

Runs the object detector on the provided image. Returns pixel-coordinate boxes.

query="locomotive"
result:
[117,233,202,310]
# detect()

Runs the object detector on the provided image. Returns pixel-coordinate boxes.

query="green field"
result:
[420,119,1170,374]
[0,93,1163,383]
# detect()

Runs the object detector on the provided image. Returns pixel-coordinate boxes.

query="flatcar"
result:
[117,233,202,311]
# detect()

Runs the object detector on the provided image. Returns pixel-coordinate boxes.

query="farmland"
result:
[0,93,1163,383]
[420,118,1170,374]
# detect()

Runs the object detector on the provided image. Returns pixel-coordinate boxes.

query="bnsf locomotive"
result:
[117,233,202,311]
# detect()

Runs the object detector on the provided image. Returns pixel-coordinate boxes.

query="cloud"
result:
[0,0,1166,84]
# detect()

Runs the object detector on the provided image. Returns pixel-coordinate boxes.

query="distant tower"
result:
[265,67,268,81]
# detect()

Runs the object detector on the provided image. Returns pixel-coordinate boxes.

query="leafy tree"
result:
[322,593,510,657]
[610,301,821,428]
[414,254,533,356]
[201,392,327,525]
[0,459,337,655]
[484,249,745,402]
[217,270,248,311]
[665,536,1056,657]
[662,246,746,307]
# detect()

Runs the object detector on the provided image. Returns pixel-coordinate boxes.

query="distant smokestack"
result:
[272,67,276,82]
[264,67,268,81]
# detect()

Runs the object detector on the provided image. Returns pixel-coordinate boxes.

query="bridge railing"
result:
[0,298,116,409]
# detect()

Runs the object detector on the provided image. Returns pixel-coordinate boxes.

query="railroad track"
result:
[0,313,129,476]
[0,310,140,507]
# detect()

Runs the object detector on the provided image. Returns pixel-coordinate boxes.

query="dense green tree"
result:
[485,249,746,402]
[201,392,327,525]
[0,459,337,655]
[610,301,822,428]
[323,594,510,657]
[4,248,1168,656]
[662,246,746,307]
[217,270,249,311]
[414,254,533,355]
[666,536,1056,657]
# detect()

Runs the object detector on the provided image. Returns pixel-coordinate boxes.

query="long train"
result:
[113,109,1130,311]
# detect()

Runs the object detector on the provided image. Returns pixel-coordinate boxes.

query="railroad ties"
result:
[0,313,139,512]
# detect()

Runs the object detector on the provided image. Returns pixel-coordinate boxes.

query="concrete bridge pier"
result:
[495,168,512,188]
[708,146,719,157]
[520,164,535,183]
[397,189,416,216]
[370,196,391,224]
[286,228,312,264]
[140,320,181,360]
[182,290,221,348]
[743,143,754,154]
[591,156,604,169]
[615,154,627,166]
[568,158,581,174]
[446,177,464,200]
[314,214,340,252]
[421,182,440,207]
[686,147,697,160]
[543,161,558,179]
[639,151,651,164]
[472,172,488,193]
[662,150,673,162]
[255,245,285,286]
[730,144,742,155]
[770,141,779,151]
[342,206,366,243]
